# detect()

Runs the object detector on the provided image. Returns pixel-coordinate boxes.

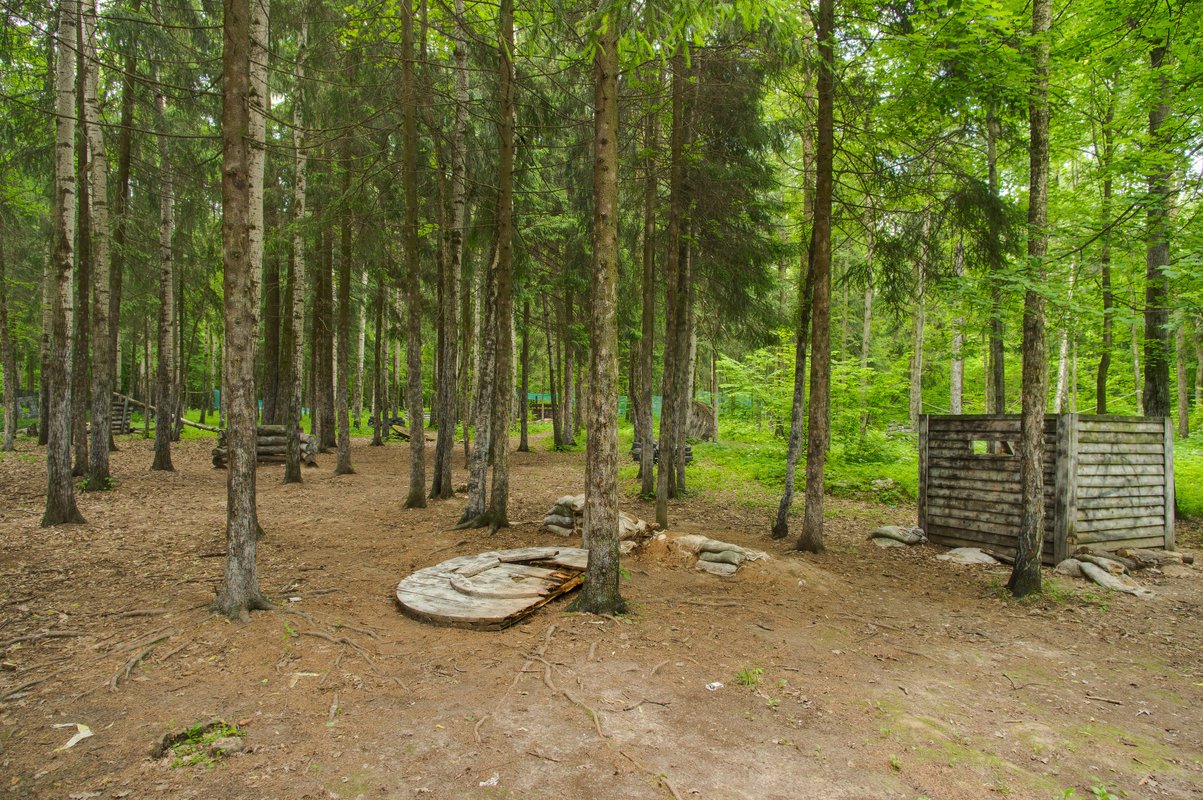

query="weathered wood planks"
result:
[920,414,1173,563]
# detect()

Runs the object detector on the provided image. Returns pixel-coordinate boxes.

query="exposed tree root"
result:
[109,633,170,691]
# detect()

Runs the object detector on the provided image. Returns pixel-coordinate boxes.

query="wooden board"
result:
[395,547,588,631]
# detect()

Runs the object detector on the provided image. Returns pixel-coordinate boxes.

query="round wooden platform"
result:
[395,546,588,630]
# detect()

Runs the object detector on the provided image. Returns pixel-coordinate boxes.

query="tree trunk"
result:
[460,248,497,525]
[109,0,139,449]
[638,66,657,495]
[1142,41,1172,419]
[1176,326,1189,438]
[797,0,835,553]
[560,290,576,447]
[655,52,686,529]
[1095,93,1115,414]
[248,0,270,424]
[44,0,85,526]
[1008,0,1050,598]
[485,0,515,531]
[0,233,16,451]
[986,104,1006,416]
[1054,264,1075,413]
[371,278,385,446]
[578,20,625,615]
[543,293,561,448]
[315,230,335,451]
[773,236,815,540]
[151,66,175,472]
[860,208,875,427]
[908,214,928,430]
[262,244,281,424]
[517,299,530,452]
[354,266,366,428]
[1132,320,1144,415]
[401,0,426,508]
[285,20,308,483]
[949,238,964,415]
[83,0,112,487]
[71,36,90,479]
[335,221,354,475]
[213,0,270,619]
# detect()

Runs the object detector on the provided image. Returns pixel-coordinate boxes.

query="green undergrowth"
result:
[617,418,918,507]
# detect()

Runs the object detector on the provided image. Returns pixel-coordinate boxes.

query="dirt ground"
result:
[1,433,1201,800]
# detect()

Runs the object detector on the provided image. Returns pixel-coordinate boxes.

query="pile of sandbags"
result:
[542,495,583,537]
[1053,545,1192,599]
[670,534,769,578]
[868,525,927,549]
[541,494,658,548]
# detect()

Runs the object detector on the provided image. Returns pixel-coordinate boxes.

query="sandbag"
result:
[698,549,745,566]
[936,547,1000,566]
[869,525,927,545]
[1053,558,1084,578]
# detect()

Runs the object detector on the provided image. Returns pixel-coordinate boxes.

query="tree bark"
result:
[248,0,270,423]
[485,0,516,531]
[1132,320,1144,415]
[285,20,308,483]
[151,65,175,472]
[908,213,929,429]
[1142,41,1172,419]
[1176,326,1189,438]
[1095,91,1115,414]
[577,19,625,615]
[797,0,834,554]
[401,0,426,508]
[543,293,561,447]
[950,238,964,415]
[314,229,335,451]
[773,237,815,540]
[213,0,270,620]
[0,233,16,451]
[354,266,366,429]
[44,0,85,526]
[517,299,530,452]
[71,35,90,478]
[371,278,385,446]
[560,290,576,447]
[986,105,1006,415]
[263,244,281,424]
[1008,0,1050,598]
[638,66,657,496]
[335,219,354,474]
[82,0,111,485]
[655,52,686,529]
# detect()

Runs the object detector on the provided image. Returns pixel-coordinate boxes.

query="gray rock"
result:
[1053,558,1083,578]
[207,736,245,757]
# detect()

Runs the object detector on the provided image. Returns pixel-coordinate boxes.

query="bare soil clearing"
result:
[1,436,1201,799]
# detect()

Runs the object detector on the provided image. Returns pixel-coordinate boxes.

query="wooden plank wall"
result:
[1071,416,1172,552]
[920,415,1061,564]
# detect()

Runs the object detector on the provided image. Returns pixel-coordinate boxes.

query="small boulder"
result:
[936,547,1000,566]
[207,736,245,758]
[1053,558,1083,578]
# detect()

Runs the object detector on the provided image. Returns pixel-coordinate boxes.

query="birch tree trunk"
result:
[285,20,308,483]
[44,0,85,526]
[950,238,964,415]
[1176,327,1189,438]
[82,0,112,486]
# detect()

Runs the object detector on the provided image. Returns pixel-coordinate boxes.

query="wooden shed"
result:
[918,414,1175,564]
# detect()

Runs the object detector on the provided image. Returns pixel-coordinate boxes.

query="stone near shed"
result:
[1053,558,1084,578]
[936,547,1000,566]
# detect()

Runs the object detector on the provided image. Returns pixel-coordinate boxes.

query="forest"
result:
[1,0,1202,797]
